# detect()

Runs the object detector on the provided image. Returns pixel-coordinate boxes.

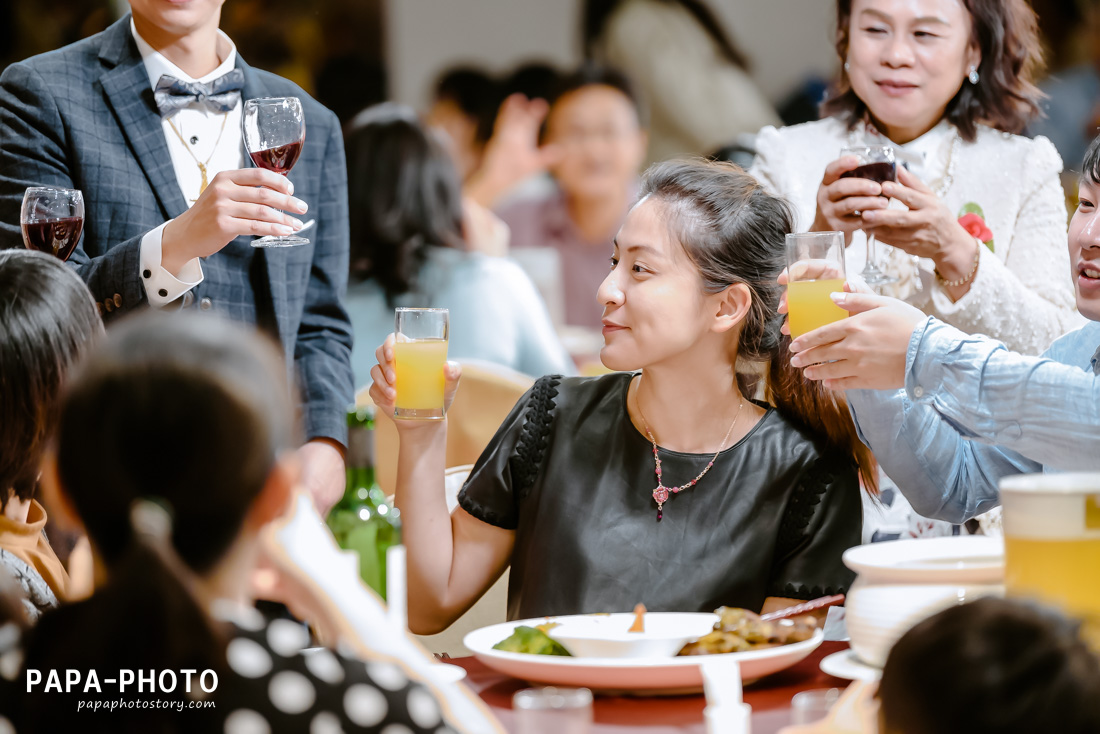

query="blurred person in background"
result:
[582,0,781,166]
[487,65,648,330]
[345,103,574,388]
[0,0,354,514]
[0,250,100,622]
[427,66,499,183]
[1031,1,1100,174]
[10,313,488,732]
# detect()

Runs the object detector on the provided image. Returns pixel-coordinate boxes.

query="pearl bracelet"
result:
[935,237,982,288]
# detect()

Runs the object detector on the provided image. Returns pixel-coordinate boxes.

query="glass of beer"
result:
[393,308,449,420]
[785,231,848,339]
[1000,473,1100,648]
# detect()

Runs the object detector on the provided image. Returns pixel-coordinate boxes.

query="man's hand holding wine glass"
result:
[160,167,309,275]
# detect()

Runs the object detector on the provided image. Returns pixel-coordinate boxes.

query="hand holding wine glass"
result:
[838,146,899,286]
[811,156,890,239]
[21,187,84,261]
[859,166,981,287]
[160,167,308,275]
[242,96,308,247]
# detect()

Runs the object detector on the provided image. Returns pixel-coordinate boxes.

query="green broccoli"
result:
[492,626,572,656]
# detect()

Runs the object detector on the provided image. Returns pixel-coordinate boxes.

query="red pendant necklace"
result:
[633,377,744,520]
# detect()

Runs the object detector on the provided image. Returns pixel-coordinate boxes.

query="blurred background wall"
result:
[0,0,1090,124]
[386,0,836,108]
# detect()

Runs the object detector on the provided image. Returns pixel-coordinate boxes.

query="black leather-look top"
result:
[458,372,862,620]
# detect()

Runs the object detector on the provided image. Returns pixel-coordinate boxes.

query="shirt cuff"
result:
[140,223,203,307]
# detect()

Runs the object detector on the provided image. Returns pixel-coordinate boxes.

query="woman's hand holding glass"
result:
[369,334,462,428]
[812,156,890,239]
[787,292,927,392]
[862,166,978,283]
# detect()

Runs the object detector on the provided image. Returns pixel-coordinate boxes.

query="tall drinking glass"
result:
[21,187,84,261]
[785,231,848,339]
[393,308,449,420]
[242,96,308,248]
[1000,473,1100,649]
[839,145,898,287]
[513,687,593,734]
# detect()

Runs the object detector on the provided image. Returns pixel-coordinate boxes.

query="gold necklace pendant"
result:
[198,162,209,194]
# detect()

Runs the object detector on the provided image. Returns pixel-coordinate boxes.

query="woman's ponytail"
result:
[766,336,878,492]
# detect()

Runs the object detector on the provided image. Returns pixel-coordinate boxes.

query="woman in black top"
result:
[370,160,874,632]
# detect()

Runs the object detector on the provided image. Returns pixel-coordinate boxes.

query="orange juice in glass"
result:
[786,231,848,339]
[393,308,449,420]
[1000,473,1100,649]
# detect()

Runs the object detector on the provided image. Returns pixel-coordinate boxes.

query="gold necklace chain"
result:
[633,376,744,521]
[165,112,230,201]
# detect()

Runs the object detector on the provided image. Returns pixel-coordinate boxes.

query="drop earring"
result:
[968,65,979,84]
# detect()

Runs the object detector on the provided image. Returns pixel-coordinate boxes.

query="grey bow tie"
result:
[153,70,245,118]
[1091,343,1100,375]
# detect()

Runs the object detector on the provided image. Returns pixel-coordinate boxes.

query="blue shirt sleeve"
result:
[844,316,1100,523]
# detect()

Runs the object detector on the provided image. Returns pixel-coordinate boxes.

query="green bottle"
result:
[325,405,402,599]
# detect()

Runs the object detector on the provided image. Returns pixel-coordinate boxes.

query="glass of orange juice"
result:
[1000,473,1100,649]
[393,308,449,420]
[785,231,847,339]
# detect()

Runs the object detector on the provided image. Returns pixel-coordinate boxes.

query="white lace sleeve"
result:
[925,136,1081,355]
[748,125,785,195]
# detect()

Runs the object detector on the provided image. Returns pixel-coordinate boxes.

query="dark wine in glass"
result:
[22,218,84,261]
[242,96,308,247]
[20,187,85,261]
[839,160,897,185]
[249,140,303,175]
[839,146,898,287]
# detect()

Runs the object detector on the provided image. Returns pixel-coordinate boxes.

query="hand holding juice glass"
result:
[785,231,848,339]
[393,308,449,420]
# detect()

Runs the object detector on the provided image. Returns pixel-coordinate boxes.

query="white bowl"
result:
[843,536,1004,668]
[546,612,718,659]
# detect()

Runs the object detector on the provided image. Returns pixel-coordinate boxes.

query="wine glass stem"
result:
[867,233,877,271]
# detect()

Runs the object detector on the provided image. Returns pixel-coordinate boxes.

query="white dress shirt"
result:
[131,20,244,307]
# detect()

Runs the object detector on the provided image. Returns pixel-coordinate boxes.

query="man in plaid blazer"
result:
[0,2,354,511]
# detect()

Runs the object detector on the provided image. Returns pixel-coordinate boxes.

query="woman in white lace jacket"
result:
[751,0,1080,356]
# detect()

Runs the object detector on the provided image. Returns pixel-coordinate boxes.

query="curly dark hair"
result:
[823,0,1045,142]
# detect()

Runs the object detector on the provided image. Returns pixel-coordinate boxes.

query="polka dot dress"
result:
[0,612,461,734]
[216,619,458,734]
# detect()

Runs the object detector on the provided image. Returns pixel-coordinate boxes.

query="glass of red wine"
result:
[21,187,85,261]
[839,145,898,287]
[242,96,307,248]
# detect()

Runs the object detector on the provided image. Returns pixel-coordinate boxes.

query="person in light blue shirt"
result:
[784,135,1100,524]
[344,104,574,388]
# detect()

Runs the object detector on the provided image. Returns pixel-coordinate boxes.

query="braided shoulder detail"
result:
[768,581,848,601]
[774,452,838,561]
[508,374,562,498]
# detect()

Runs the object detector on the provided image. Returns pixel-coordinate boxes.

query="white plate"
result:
[464,614,824,695]
[819,649,882,682]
